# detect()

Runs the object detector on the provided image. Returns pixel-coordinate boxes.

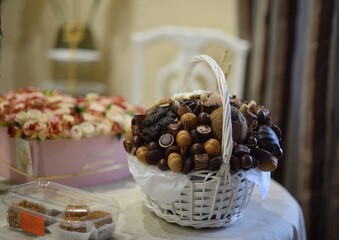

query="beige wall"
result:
[0,0,238,106]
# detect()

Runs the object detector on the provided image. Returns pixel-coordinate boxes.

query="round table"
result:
[84,177,307,240]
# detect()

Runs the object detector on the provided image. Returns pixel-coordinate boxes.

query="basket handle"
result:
[184,55,233,172]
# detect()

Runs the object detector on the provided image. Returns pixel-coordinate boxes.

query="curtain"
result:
[238,0,338,239]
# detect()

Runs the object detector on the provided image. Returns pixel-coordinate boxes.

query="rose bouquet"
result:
[0,87,142,140]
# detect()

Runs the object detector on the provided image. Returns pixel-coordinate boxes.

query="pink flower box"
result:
[0,127,130,187]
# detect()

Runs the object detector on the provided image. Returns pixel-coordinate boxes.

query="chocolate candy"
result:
[230,155,241,172]
[196,125,212,142]
[208,156,222,171]
[190,143,205,155]
[157,158,170,171]
[233,144,251,157]
[256,125,281,156]
[197,112,211,125]
[168,121,183,137]
[251,148,271,162]
[182,157,195,174]
[165,145,181,157]
[258,156,278,172]
[159,134,174,148]
[194,153,209,171]
[147,149,163,165]
[246,136,258,149]
[132,135,144,148]
[147,141,160,151]
[240,154,254,170]
[231,106,248,144]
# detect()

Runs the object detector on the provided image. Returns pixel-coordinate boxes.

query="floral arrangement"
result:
[0,87,143,140]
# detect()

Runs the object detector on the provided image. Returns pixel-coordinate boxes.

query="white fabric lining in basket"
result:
[144,169,254,228]
[130,55,263,228]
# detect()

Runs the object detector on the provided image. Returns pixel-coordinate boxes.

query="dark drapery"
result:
[238,0,338,239]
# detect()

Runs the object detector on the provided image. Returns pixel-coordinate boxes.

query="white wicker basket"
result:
[135,55,255,228]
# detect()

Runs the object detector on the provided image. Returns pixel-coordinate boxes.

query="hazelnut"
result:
[136,146,149,165]
[176,130,192,149]
[180,112,198,132]
[167,152,184,172]
[204,139,221,158]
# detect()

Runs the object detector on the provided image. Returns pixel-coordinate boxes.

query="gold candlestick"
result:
[63,20,85,94]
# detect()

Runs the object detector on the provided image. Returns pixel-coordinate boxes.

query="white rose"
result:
[53,107,71,115]
[80,122,96,138]
[95,119,112,135]
[63,114,75,124]
[70,125,82,140]
[89,102,105,113]
[26,109,42,121]
[106,108,125,125]
[82,112,96,122]
[15,111,28,125]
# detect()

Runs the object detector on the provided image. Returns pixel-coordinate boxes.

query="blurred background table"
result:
[0,177,306,240]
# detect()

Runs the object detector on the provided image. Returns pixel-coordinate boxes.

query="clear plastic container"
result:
[1,181,119,240]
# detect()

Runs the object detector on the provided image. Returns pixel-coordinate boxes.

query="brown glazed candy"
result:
[231,106,248,144]
[251,147,271,162]
[190,143,205,155]
[132,135,144,148]
[246,136,258,149]
[258,156,278,172]
[177,104,192,118]
[202,102,219,114]
[240,154,254,170]
[194,153,210,171]
[190,129,201,143]
[233,144,251,157]
[230,155,241,172]
[197,112,211,125]
[167,152,184,172]
[168,121,184,137]
[147,149,163,165]
[204,138,221,158]
[147,141,160,151]
[165,145,181,157]
[157,158,170,171]
[208,156,222,171]
[182,157,195,174]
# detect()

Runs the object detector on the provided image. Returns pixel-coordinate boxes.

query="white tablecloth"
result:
[0,177,306,240]
[85,177,307,240]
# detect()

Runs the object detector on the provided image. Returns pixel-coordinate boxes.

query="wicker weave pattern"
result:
[141,55,255,228]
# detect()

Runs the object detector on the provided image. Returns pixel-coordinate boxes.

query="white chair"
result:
[131,25,250,105]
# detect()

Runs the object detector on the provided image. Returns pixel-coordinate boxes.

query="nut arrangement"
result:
[123,91,283,174]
